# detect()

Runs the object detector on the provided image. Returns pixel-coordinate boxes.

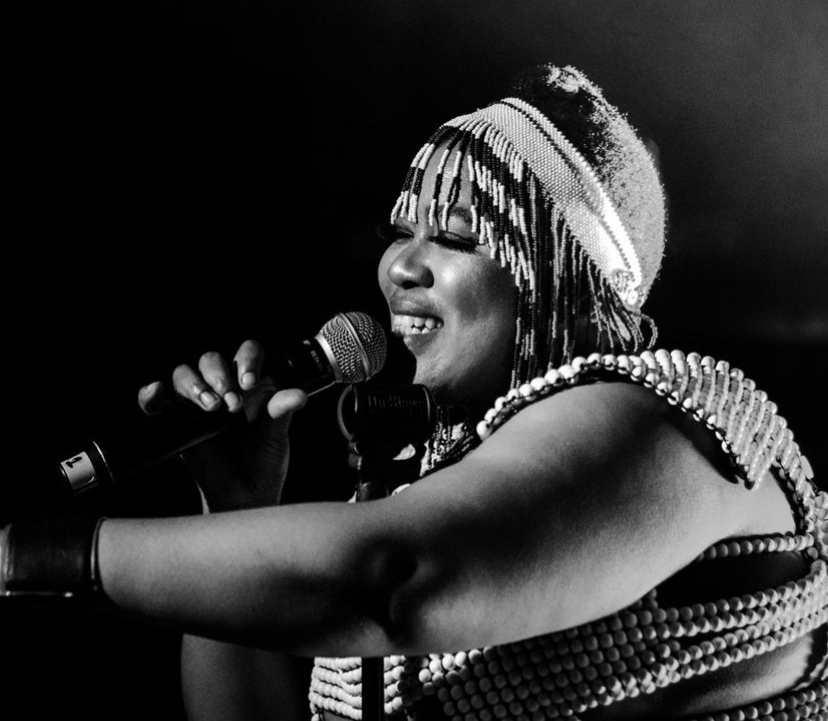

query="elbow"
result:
[356,538,418,641]
[357,538,456,652]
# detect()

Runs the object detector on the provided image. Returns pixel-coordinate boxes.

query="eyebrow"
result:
[445,206,473,226]
[394,205,474,231]
[427,204,473,230]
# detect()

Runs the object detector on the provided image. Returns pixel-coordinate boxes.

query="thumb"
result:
[138,380,171,416]
[266,388,309,422]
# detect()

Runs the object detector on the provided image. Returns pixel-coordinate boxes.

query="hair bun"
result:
[509,63,666,302]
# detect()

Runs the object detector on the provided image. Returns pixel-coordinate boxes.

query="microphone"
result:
[52,312,387,500]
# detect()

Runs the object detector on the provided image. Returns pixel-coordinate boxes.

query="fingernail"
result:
[199,390,218,407]
[224,391,242,411]
[241,371,256,389]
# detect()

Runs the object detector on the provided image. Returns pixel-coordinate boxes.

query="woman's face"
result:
[378,149,518,419]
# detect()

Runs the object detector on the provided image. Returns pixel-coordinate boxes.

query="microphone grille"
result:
[319,312,387,383]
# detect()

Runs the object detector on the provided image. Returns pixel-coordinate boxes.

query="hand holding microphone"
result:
[0,312,390,602]
[141,311,387,417]
[55,312,387,512]
[137,340,305,513]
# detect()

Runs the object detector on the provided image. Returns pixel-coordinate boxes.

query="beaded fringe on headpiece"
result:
[390,66,665,393]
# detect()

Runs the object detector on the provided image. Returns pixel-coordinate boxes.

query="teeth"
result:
[393,314,443,335]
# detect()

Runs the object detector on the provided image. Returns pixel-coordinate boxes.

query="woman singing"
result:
[4,64,827,720]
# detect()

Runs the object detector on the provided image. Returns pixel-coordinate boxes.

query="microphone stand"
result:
[337,384,435,721]
[349,439,424,721]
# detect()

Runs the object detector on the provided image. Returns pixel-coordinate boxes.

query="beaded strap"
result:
[691,686,828,721]
[477,349,814,493]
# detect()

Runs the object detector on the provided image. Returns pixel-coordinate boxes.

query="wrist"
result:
[0,514,107,603]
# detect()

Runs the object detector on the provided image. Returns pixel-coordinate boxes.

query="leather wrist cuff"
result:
[2,514,106,600]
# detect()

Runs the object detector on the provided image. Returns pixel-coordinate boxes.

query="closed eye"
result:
[376,222,412,244]
[430,233,479,254]
[376,222,480,254]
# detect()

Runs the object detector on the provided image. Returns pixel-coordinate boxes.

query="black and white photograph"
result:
[5,1,828,719]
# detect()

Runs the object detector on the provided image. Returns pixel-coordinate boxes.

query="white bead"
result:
[558,365,576,382]
[544,369,561,386]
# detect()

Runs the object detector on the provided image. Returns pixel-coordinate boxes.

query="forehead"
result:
[389,128,536,285]
[422,145,471,192]
[407,145,475,229]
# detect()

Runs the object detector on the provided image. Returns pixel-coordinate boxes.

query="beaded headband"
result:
[445,97,644,309]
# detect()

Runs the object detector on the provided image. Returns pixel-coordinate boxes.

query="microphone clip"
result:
[336,384,436,500]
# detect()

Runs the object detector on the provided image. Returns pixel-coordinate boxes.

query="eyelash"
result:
[376,223,478,254]
[376,222,411,243]
[435,236,478,254]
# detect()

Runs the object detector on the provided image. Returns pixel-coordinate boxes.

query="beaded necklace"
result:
[420,407,480,476]
[309,349,828,721]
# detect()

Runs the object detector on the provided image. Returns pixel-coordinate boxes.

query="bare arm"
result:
[97,381,784,658]
[181,637,308,721]
[138,342,312,719]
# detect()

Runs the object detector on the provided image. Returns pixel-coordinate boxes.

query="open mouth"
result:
[392,314,444,336]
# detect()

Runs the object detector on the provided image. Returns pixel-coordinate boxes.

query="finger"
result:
[172,363,221,411]
[234,339,265,391]
[266,388,308,422]
[137,380,170,416]
[198,351,243,413]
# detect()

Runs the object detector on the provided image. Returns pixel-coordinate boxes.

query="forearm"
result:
[181,634,309,721]
[95,505,402,656]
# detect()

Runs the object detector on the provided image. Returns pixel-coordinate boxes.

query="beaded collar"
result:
[309,350,828,720]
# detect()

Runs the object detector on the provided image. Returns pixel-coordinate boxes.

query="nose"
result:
[385,238,434,290]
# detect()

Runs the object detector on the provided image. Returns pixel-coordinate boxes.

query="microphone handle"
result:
[58,336,338,497]
[59,402,248,496]
[270,336,339,395]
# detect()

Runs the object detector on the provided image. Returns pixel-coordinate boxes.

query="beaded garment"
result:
[310,65,828,719]
[309,350,828,721]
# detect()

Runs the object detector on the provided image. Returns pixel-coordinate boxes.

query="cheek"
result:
[377,247,394,295]
[449,262,517,326]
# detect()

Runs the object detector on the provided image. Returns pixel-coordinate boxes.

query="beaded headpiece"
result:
[391,65,666,389]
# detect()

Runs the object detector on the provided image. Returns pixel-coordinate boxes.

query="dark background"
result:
[5,0,827,718]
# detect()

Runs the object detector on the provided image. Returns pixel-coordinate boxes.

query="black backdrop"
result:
[5,1,828,718]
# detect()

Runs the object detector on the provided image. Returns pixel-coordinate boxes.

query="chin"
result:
[412,357,510,418]
[414,376,481,420]
[413,366,455,405]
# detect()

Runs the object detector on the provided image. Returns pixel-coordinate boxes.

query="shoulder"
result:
[456,378,762,552]
[464,378,793,542]
[472,380,725,483]
[491,379,672,431]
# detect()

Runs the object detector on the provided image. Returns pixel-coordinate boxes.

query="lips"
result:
[388,296,444,339]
